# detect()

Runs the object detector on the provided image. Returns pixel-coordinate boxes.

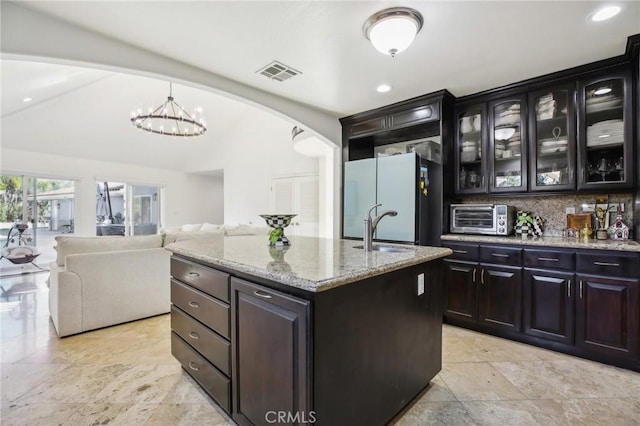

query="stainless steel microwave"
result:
[450,204,515,236]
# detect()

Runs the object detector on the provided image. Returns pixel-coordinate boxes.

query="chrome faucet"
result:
[363,203,398,251]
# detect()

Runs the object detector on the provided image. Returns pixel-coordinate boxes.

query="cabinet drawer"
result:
[443,243,479,261]
[576,252,640,278]
[171,306,230,376]
[171,257,230,303]
[480,245,522,266]
[524,249,575,271]
[171,332,230,413]
[171,279,230,339]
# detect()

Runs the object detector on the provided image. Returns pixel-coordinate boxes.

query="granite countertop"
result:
[165,235,452,293]
[441,234,640,252]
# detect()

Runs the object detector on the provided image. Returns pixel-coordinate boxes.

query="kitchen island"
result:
[165,235,451,426]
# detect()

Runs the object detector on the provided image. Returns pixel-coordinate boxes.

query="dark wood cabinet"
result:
[443,241,640,371]
[231,277,310,426]
[454,103,488,194]
[529,84,577,192]
[444,260,478,323]
[170,257,232,415]
[523,268,575,344]
[577,70,634,190]
[575,274,640,360]
[488,95,528,193]
[443,243,523,333]
[478,264,522,332]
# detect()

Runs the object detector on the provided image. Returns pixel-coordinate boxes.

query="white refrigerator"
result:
[343,152,442,245]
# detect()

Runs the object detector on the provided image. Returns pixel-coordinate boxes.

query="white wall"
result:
[187,107,319,226]
[1,148,224,236]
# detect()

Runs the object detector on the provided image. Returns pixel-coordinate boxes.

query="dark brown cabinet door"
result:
[523,269,574,344]
[455,103,488,194]
[443,260,478,324]
[478,264,522,332]
[575,274,639,360]
[488,95,527,193]
[529,84,576,191]
[231,278,311,426]
[577,71,633,190]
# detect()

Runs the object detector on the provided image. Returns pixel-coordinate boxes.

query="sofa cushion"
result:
[180,223,202,232]
[55,234,164,266]
[200,222,222,231]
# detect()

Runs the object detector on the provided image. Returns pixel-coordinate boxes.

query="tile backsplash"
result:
[460,193,634,238]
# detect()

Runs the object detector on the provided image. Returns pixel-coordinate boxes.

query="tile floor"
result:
[1,272,639,425]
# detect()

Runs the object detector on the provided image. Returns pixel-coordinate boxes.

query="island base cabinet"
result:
[230,277,311,426]
[523,269,574,344]
[575,274,640,360]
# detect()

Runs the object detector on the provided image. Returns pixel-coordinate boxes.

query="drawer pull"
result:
[188,331,200,340]
[188,271,200,278]
[253,290,273,299]
[188,301,200,308]
[491,253,509,258]
[481,269,485,284]
[188,361,200,371]
[568,280,571,298]
[472,268,476,283]
[593,261,620,267]
[538,257,559,262]
[453,250,468,254]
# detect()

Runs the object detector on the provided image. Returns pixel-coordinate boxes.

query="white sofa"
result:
[48,224,269,337]
[48,234,170,337]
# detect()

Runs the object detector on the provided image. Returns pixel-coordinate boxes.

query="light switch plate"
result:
[417,273,425,296]
[566,207,576,214]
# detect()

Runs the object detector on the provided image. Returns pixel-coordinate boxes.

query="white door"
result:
[270,175,319,237]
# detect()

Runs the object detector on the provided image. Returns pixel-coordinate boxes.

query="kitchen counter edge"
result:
[441,234,640,252]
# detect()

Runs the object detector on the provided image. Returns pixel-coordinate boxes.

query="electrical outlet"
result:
[417,273,425,296]
[566,207,576,214]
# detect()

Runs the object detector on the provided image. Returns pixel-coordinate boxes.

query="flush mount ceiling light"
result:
[22,97,33,103]
[130,82,206,137]
[376,84,392,93]
[590,5,621,21]
[363,7,423,57]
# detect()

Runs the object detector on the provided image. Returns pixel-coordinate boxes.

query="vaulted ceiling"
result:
[2,1,639,170]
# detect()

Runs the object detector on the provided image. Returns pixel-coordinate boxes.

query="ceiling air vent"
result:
[257,61,302,82]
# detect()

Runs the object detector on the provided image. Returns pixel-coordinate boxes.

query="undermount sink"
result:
[352,244,412,253]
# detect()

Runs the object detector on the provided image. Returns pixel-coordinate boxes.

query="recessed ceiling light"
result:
[376,84,392,93]
[22,97,33,103]
[591,5,621,22]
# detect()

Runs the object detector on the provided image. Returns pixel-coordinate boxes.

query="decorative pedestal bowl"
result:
[259,214,297,247]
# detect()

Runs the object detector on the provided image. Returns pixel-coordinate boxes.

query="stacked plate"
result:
[536,94,556,120]
[586,94,622,113]
[538,137,568,154]
[460,140,479,162]
[587,119,623,147]
[495,103,521,126]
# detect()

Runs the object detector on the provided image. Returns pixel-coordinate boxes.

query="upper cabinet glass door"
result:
[455,104,487,194]
[578,71,632,190]
[529,85,575,191]
[489,96,527,193]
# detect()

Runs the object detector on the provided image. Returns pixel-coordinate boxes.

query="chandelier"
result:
[363,7,423,57]
[130,82,207,137]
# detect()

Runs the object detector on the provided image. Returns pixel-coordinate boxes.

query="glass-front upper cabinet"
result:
[577,71,632,190]
[488,95,527,193]
[455,104,487,194]
[529,85,576,191]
